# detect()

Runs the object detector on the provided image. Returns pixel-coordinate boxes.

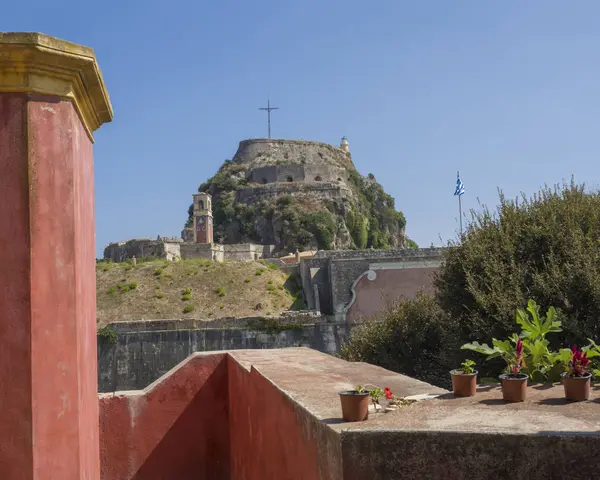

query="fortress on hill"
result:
[104,135,408,263]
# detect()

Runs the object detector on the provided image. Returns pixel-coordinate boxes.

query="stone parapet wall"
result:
[314,246,447,260]
[98,315,349,392]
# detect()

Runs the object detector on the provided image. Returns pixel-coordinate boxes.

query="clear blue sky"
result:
[5,1,600,256]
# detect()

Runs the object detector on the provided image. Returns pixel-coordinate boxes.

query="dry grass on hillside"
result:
[96,258,303,326]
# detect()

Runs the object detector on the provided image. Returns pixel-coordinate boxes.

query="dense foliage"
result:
[436,182,600,347]
[339,293,461,387]
[341,182,600,386]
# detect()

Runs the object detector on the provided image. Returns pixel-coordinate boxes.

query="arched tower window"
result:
[314,176,322,181]
[286,176,293,182]
[198,200,204,210]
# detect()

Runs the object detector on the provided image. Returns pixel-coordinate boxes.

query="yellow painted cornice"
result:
[0,32,113,141]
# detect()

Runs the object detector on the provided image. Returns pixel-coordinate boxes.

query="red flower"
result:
[569,345,590,376]
[384,387,393,399]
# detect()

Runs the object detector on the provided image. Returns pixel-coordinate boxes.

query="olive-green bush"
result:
[341,182,600,385]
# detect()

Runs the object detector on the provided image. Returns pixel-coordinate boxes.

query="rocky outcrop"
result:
[186,139,406,252]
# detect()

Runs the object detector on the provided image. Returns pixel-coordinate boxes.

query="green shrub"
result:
[181,294,192,301]
[128,281,138,290]
[244,278,252,283]
[156,292,165,299]
[339,293,460,387]
[215,287,226,297]
[182,288,192,295]
[97,325,117,345]
[154,268,163,276]
[183,305,195,314]
[435,181,600,347]
[255,269,265,276]
[107,286,117,296]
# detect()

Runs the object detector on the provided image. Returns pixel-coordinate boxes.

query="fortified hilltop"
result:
[182,137,407,252]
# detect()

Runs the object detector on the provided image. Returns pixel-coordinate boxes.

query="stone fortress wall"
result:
[103,238,274,263]
[230,138,358,207]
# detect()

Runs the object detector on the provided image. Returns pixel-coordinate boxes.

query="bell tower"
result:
[193,192,213,243]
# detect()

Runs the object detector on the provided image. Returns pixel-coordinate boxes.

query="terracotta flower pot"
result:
[450,369,478,397]
[339,391,370,422]
[499,373,528,402]
[562,372,592,401]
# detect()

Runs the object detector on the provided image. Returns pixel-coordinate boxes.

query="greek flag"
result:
[454,172,465,196]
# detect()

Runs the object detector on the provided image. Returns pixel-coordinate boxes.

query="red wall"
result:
[99,353,229,480]
[228,359,335,480]
[347,267,438,323]
[99,353,341,479]
[0,93,99,479]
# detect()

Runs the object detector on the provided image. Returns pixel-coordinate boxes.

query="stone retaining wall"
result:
[98,316,352,392]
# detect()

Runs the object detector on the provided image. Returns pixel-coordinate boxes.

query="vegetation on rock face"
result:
[185,143,407,251]
[341,181,600,387]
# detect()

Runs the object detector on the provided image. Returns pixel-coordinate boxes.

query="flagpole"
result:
[457,170,463,237]
[458,193,463,236]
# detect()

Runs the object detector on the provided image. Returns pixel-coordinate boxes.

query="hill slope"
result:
[96,259,303,326]
[185,139,407,252]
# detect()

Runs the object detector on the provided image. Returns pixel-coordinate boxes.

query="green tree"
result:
[436,181,600,346]
[339,293,460,386]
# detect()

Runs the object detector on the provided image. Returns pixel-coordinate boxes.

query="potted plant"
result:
[562,345,592,401]
[498,338,528,402]
[338,385,371,422]
[450,359,478,397]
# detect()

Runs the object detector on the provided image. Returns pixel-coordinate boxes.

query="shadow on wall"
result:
[99,352,339,480]
[133,363,229,479]
[99,354,230,480]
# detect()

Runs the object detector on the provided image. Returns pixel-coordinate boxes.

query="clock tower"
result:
[193,192,213,243]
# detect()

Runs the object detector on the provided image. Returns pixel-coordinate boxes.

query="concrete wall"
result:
[99,353,230,479]
[98,348,600,480]
[235,181,352,204]
[228,357,341,479]
[301,248,446,317]
[98,319,353,392]
[346,267,438,323]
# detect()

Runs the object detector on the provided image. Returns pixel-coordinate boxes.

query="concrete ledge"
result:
[99,348,600,479]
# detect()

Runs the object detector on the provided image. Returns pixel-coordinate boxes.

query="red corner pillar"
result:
[0,33,113,479]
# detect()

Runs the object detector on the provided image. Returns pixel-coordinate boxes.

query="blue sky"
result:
[4,1,600,256]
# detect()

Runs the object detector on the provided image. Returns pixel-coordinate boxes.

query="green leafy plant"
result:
[183,305,195,314]
[97,325,117,345]
[462,300,564,381]
[354,384,384,407]
[581,339,600,377]
[460,359,476,374]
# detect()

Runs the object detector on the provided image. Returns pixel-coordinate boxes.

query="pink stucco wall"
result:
[99,352,341,479]
[228,359,329,479]
[347,267,438,323]
[99,353,230,480]
[0,93,99,479]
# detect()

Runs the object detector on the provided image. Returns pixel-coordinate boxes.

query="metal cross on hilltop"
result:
[259,98,279,139]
